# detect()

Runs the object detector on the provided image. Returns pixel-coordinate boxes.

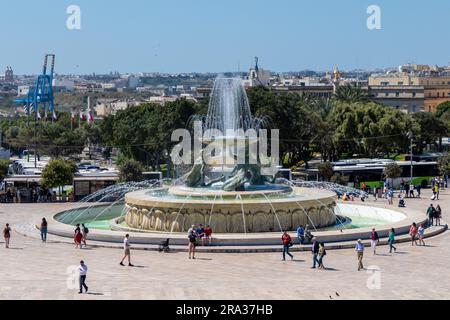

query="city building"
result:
[2,66,14,82]
[369,85,425,113]
[94,99,143,118]
[242,57,273,87]
[272,84,334,98]
[369,66,450,113]
[52,78,75,92]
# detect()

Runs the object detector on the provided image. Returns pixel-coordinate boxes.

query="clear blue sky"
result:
[1,0,449,74]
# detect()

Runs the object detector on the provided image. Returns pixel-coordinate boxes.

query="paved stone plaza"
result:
[0,189,449,300]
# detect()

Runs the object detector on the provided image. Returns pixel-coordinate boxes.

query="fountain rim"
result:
[124,186,338,207]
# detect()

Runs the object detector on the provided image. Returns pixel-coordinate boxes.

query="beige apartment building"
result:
[369,74,450,113]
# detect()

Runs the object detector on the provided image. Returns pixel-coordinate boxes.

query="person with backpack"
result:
[370,228,380,255]
[82,224,89,248]
[426,204,435,227]
[188,225,197,260]
[318,243,327,270]
[281,232,294,261]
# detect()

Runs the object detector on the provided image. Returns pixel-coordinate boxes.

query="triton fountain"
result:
[123,78,337,233]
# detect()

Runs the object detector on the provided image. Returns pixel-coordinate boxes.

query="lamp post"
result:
[407,131,414,184]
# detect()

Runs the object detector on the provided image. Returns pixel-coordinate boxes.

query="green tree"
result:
[317,162,334,181]
[0,159,10,181]
[436,101,450,118]
[104,99,198,171]
[330,101,414,159]
[438,153,450,176]
[247,87,328,167]
[383,162,402,186]
[412,112,448,153]
[119,158,145,182]
[41,159,77,194]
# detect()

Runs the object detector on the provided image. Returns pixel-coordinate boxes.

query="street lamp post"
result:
[408,131,414,184]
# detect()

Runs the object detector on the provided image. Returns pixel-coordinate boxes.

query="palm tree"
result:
[314,97,334,118]
[334,84,371,103]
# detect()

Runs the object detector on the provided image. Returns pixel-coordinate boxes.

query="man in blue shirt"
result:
[297,225,305,245]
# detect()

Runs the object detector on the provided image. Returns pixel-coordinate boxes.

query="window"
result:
[385,93,389,97]
[398,81,404,85]
[412,92,416,97]
[381,82,389,86]
[396,92,400,97]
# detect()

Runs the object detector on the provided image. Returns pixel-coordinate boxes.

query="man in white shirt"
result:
[409,184,415,198]
[77,260,88,294]
[120,234,134,267]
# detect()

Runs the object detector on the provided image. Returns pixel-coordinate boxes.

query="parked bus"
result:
[306,159,440,189]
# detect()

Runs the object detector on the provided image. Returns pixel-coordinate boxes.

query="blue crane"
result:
[15,54,56,120]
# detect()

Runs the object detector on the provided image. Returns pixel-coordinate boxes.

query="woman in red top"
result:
[409,222,418,246]
[281,232,294,261]
[75,230,83,249]
[204,225,213,246]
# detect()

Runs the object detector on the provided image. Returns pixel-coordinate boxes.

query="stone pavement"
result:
[0,189,449,300]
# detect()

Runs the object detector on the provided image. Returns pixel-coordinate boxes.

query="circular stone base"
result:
[124,187,337,233]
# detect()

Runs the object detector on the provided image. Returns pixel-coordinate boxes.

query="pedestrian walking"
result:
[318,242,326,270]
[410,222,418,246]
[74,225,83,249]
[370,228,379,255]
[188,225,197,260]
[387,189,394,205]
[77,260,88,294]
[388,228,397,253]
[40,218,48,243]
[81,224,89,247]
[3,223,11,248]
[120,234,134,267]
[435,205,442,226]
[434,184,440,200]
[281,232,294,261]
[416,185,421,198]
[409,184,415,198]
[311,237,320,269]
[426,204,435,227]
[418,224,426,246]
[355,239,365,271]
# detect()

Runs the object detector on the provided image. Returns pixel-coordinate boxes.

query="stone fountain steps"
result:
[16,221,447,253]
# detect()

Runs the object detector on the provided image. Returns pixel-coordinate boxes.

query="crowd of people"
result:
[187,224,213,259]
[1,186,58,204]
[0,177,447,295]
